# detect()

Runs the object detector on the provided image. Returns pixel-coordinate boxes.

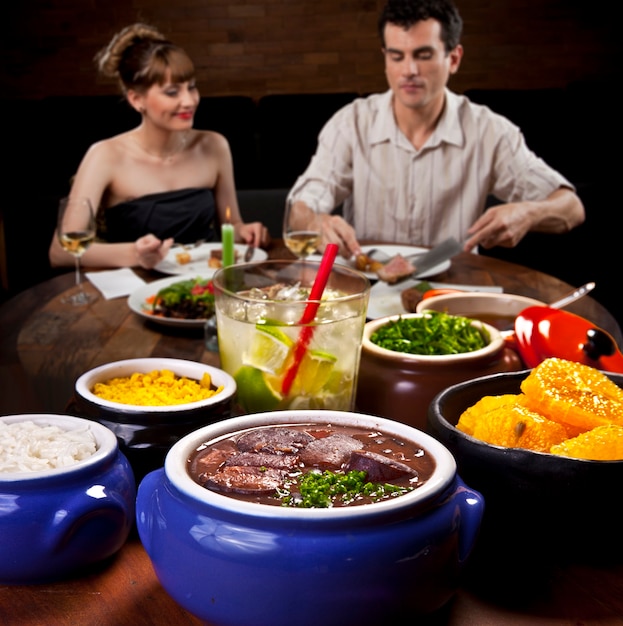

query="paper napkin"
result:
[86,268,146,300]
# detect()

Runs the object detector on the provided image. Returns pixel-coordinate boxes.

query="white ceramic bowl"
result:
[73,358,236,480]
[75,357,236,414]
[416,291,545,331]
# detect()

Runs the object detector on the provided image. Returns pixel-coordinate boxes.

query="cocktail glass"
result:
[212,260,370,413]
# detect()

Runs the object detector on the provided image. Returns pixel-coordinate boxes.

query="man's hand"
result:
[463,188,585,252]
[463,202,534,251]
[318,213,362,258]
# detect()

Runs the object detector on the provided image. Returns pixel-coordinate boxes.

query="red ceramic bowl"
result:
[514,306,623,373]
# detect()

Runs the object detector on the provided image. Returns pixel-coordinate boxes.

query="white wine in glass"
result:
[57,196,97,305]
[283,199,321,259]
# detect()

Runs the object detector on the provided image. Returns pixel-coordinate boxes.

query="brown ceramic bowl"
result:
[356,313,523,429]
[416,291,545,331]
[427,370,623,600]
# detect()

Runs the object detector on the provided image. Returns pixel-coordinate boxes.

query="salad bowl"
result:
[128,274,215,328]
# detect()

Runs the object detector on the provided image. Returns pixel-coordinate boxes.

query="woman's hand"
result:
[135,234,174,269]
[236,221,271,247]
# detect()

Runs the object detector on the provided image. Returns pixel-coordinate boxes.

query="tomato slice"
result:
[422,288,464,299]
[190,283,212,296]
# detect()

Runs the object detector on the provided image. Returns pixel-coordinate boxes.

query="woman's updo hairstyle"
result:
[95,23,195,94]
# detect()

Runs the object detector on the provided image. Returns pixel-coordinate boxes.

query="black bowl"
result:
[427,370,623,601]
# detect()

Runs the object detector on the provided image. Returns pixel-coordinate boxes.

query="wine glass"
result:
[283,199,321,259]
[57,196,97,305]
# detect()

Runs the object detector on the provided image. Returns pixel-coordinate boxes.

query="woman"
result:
[49,23,269,269]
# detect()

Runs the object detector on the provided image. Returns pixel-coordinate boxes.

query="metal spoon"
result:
[501,282,596,334]
[204,315,219,352]
[548,282,596,309]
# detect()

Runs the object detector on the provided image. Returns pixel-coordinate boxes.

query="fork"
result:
[171,238,207,250]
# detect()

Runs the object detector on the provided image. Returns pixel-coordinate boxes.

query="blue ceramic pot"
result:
[136,410,484,626]
[0,414,136,583]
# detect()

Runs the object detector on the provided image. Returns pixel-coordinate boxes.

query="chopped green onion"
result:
[370,311,489,355]
[281,469,412,508]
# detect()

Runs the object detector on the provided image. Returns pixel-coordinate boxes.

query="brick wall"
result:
[3,0,615,100]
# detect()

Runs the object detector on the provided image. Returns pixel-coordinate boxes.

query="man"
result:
[287,0,584,257]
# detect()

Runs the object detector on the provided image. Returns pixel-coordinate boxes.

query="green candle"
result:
[221,213,235,267]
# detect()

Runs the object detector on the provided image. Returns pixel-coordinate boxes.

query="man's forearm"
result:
[531,188,585,234]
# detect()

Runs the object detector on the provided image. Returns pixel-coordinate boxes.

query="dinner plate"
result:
[154,242,268,276]
[366,279,504,320]
[306,244,451,280]
[128,274,215,328]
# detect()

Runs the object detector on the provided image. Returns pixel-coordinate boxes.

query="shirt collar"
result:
[428,89,464,149]
[369,90,397,145]
[369,88,464,149]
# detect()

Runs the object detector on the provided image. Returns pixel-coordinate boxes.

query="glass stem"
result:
[75,257,82,290]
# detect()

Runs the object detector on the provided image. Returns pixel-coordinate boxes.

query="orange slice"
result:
[457,394,527,436]
[469,403,569,452]
[521,357,623,431]
[550,424,623,460]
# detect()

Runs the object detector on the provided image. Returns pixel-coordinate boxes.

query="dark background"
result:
[1,0,619,325]
[3,0,615,98]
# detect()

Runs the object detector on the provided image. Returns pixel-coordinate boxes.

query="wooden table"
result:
[2,242,623,625]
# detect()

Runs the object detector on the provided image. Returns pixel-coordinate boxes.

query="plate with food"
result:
[306,245,451,282]
[366,279,503,320]
[128,274,216,328]
[155,242,268,276]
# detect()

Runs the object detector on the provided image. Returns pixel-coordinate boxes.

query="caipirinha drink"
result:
[213,260,370,413]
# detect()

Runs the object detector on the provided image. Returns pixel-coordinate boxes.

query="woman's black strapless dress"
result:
[101,188,218,244]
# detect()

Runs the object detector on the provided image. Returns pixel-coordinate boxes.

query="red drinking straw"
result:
[281,243,339,396]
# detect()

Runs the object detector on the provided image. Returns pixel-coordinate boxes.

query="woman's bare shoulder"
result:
[192,129,230,153]
[87,131,135,157]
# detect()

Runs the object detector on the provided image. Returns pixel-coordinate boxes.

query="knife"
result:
[407,237,463,279]
[244,244,255,262]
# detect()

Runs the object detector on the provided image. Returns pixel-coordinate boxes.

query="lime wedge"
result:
[234,365,283,412]
[243,324,293,374]
[291,349,337,395]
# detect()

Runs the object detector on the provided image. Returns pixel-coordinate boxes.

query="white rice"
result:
[0,420,97,473]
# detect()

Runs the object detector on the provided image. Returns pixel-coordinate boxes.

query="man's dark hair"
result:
[378,0,463,52]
